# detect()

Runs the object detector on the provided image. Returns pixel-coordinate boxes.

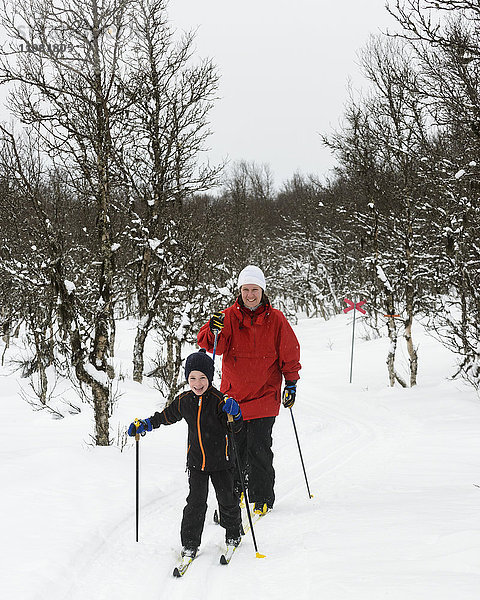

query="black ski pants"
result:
[181,467,241,549]
[234,416,276,507]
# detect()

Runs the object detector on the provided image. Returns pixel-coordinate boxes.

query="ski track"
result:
[45,321,440,600]
[5,318,479,600]
[53,484,184,600]
[52,382,405,600]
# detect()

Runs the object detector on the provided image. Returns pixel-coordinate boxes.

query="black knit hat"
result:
[185,348,214,385]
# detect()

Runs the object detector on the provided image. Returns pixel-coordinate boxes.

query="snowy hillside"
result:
[2,315,480,600]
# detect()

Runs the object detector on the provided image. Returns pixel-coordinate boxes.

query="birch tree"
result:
[118,0,221,384]
[325,36,434,386]
[388,0,480,386]
[0,0,132,444]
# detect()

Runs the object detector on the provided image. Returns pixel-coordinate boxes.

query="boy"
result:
[128,348,243,560]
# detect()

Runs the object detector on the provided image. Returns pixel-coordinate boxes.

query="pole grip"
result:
[134,418,143,440]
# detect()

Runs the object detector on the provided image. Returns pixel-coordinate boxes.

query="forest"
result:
[0,0,479,444]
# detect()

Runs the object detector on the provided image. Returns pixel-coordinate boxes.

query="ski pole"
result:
[289,408,313,499]
[227,414,265,559]
[212,328,219,361]
[134,418,141,542]
[212,328,264,557]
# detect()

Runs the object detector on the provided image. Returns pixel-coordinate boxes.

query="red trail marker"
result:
[344,298,366,315]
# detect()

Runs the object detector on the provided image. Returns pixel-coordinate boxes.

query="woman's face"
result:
[241,285,263,309]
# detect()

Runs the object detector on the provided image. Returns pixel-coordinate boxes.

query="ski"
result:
[241,506,270,535]
[172,555,195,577]
[220,542,240,565]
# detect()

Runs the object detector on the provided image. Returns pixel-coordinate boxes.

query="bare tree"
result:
[118,0,222,384]
[388,0,480,388]
[325,36,435,386]
[0,0,133,444]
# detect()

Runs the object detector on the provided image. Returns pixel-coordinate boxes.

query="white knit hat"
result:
[237,265,266,290]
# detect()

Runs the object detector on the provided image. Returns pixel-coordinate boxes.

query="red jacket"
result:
[197,298,301,421]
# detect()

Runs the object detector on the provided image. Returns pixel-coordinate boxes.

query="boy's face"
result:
[188,370,209,396]
[241,284,263,309]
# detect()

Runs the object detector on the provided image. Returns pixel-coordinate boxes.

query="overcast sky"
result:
[169,0,396,186]
[0,1,397,188]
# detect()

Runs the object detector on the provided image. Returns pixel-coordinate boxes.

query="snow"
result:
[148,238,161,251]
[376,265,393,292]
[64,279,76,294]
[83,360,109,386]
[1,316,480,599]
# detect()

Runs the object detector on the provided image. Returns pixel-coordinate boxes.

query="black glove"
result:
[209,311,225,333]
[282,380,297,408]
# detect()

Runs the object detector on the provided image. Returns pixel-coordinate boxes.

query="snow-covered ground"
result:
[2,314,480,599]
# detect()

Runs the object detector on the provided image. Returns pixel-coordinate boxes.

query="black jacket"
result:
[149,386,243,472]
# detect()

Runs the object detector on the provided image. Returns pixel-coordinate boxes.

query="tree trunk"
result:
[36,361,49,405]
[386,318,399,387]
[384,290,407,387]
[404,197,418,387]
[33,327,49,405]
[133,313,154,383]
[58,274,112,445]
[165,333,183,404]
[92,381,110,446]
[89,0,115,439]
[133,244,154,383]
[404,315,418,387]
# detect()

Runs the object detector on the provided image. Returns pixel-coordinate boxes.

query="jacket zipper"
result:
[251,313,256,349]
[197,395,206,471]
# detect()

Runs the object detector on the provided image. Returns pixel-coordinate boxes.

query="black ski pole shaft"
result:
[136,431,140,542]
[227,415,265,558]
[289,407,313,499]
[134,419,141,542]
[213,331,264,555]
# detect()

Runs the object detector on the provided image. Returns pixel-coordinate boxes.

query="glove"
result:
[222,396,241,421]
[209,311,225,333]
[127,418,152,437]
[282,380,297,408]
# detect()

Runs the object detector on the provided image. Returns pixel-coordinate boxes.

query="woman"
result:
[197,265,301,514]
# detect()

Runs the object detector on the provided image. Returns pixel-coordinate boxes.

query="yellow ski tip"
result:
[310,494,314,498]
[255,552,266,559]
